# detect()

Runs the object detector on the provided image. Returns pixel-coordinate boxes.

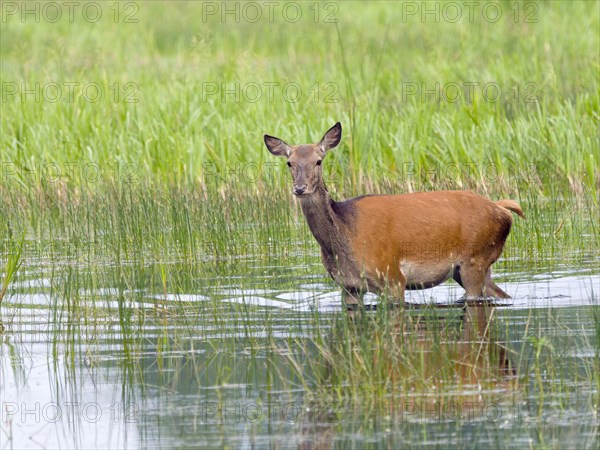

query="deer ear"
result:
[319,122,342,152]
[264,134,291,157]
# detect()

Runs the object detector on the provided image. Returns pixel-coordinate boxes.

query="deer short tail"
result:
[496,199,525,219]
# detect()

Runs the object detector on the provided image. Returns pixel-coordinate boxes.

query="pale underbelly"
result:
[401,262,454,290]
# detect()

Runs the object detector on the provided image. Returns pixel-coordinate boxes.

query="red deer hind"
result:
[264,122,524,315]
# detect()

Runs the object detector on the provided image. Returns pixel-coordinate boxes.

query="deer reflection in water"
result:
[297,301,516,450]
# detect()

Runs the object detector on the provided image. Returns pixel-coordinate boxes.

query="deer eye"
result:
[286,161,292,167]
[316,160,322,166]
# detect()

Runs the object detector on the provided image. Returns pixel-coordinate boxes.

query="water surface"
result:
[1,247,598,449]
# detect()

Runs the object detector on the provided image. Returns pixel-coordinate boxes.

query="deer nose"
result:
[293,185,307,195]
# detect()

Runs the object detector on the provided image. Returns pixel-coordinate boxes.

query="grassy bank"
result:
[1,1,599,275]
[1,1,598,198]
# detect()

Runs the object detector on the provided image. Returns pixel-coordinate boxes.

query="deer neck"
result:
[298,184,348,256]
[298,183,363,289]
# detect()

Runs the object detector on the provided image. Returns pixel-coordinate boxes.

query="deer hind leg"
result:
[456,263,511,300]
[455,260,487,299]
[452,265,465,289]
[483,268,511,299]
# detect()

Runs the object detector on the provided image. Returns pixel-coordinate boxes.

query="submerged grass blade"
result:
[0,234,24,304]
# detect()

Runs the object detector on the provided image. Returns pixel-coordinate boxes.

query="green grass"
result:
[0,231,23,304]
[1,2,598,266]
[1,1,598,195]
[1,2,598,270]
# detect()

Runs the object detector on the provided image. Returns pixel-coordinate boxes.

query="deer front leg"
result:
[342,287,364,320]
[373,267,406,309]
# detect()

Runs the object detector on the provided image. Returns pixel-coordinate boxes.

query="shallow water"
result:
[1,251,598,449]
